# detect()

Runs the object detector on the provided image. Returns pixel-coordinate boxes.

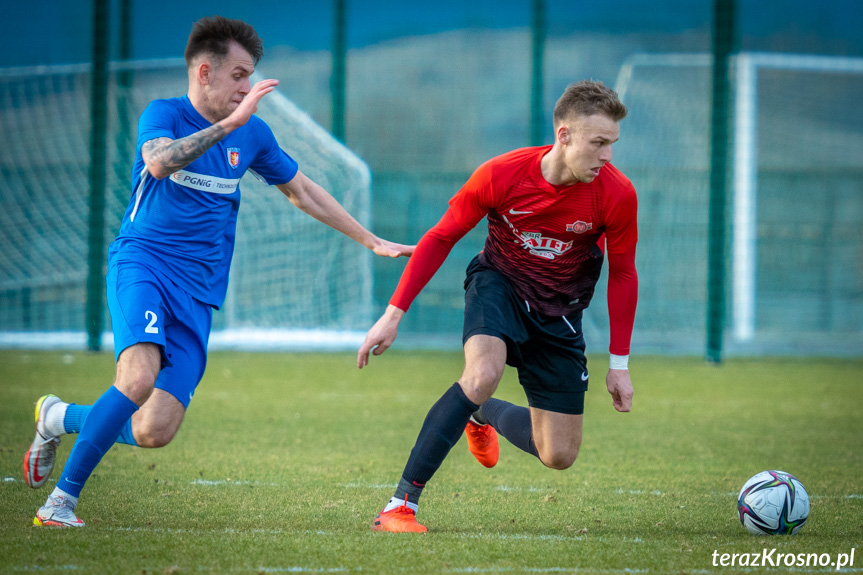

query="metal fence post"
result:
[332,0,347,143]
[530,0,546,147]
[706,0,738,363]
[86,0,110,351]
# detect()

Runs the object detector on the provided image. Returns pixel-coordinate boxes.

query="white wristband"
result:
[609,354,629,370]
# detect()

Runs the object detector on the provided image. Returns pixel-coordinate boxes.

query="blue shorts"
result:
[107,261,212,408]
[462,256,589,415]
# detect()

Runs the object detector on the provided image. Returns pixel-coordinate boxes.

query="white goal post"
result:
[615,51,863,343]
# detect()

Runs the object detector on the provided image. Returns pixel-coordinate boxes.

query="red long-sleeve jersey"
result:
[391,146,639,355]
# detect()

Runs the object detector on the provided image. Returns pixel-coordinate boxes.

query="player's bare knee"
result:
[136,435,173,449]
[541,451,578,470]
[459,381,492,404]
[538,445,580,470]
[115,374,156,406]
[134,424,176,448]
[471,362,504,387]
[458,372,500,403]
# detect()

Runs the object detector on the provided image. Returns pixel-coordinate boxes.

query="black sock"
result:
[480,397,539,458]
[471,408,488,425]
[394,383,479,505]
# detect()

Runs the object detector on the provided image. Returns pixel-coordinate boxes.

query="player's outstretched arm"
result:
[142,79,279,179]
[606,369,633,412]
[605,246,637,414]
[357,305,404,368]
[277,171,413,258]
[356,210,472,369]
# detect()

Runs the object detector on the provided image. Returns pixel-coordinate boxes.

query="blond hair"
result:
[553,80,627,125]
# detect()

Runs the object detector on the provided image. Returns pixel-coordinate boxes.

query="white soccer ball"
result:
[737,470,809,535]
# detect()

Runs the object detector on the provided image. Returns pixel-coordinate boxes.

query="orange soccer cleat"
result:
[372,497,427,533]
[465,419,499,468]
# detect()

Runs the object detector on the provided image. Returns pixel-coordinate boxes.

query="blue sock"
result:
[64,404,138,446]
[64,404,90,434]
[56,386,139,497]
[395,383,479,504]
[116,418,138,446]
[480,398,539,458]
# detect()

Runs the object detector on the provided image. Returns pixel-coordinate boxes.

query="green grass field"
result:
[1,350,861,574]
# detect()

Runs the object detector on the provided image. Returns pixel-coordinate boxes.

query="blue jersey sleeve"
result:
[136,99,180,153]
[247,117,299,185]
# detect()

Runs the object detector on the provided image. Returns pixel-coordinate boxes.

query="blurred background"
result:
[1,0,861,359]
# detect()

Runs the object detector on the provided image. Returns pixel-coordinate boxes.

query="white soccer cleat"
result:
[23,394,64,489]
[33,493,85,527]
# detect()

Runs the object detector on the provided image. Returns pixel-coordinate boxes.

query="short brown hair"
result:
[553,80,627,125]
[184,16,264,67]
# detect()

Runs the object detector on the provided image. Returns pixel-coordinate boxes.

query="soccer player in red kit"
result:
[357,80,638,533]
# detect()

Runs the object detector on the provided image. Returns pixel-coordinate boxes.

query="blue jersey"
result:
[109,96,299,308]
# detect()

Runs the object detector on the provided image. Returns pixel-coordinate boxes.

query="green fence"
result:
[1,1,861,357]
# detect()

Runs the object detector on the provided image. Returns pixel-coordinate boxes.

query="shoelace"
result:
[393,495,415,516]
[49,495,75,512]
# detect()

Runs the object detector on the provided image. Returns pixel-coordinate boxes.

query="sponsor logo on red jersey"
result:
[566,221,593,234]
[520,231,573,260]
[502,213,573,260]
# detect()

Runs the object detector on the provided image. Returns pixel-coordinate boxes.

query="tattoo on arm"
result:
[142,123,228,175]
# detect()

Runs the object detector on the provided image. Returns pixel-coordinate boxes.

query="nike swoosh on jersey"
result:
[581,372,589,381]
[509,209,533,215]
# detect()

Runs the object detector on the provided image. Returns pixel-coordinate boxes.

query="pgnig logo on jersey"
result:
[566,221,593,234]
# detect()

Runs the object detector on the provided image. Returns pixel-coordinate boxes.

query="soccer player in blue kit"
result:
[23,16,413,527]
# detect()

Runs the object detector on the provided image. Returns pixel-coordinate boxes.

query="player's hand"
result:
[606,369,633,412]
[357,305,404,368]
[371,239,415,258]
[224,79,279,130]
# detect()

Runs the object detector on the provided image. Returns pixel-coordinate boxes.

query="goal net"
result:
[0,60,372,351]
[608,52,863,355]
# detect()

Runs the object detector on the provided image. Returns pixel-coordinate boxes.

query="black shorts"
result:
[462,255,589,415]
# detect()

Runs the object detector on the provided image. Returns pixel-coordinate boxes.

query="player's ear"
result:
[557,125,570,145]
[197,61,212,86]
